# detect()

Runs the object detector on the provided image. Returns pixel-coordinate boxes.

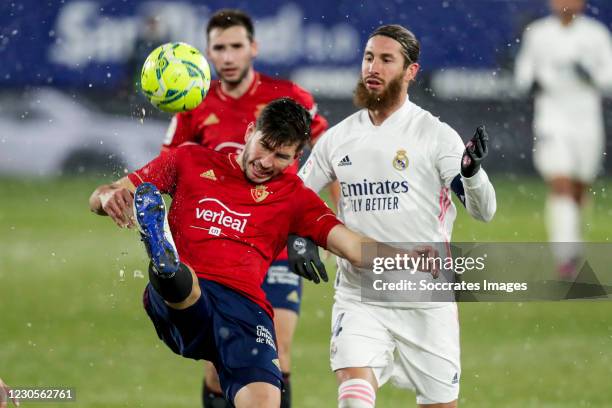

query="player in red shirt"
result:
[160,9,329,407]
[162,8,327,161]
[89,99,376,408]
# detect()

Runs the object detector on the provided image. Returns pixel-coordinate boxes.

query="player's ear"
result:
[404,62,419,83]
[250,39,259,58]
[244,122,256,142]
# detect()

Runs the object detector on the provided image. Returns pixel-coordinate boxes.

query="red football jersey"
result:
[162,72,328,158]
[161,72,328,262]
[128,144,341,316]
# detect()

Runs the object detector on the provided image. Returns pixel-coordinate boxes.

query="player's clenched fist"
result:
[461,125,489,178]
[287,235,328,284]
[92,183,135,228]
[410,245,441,279]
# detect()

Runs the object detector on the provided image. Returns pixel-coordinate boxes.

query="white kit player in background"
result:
[299,25,496,408]
[515,0,612,278]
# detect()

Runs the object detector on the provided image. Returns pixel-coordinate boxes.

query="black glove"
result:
[461,125,489,178]
[287,234,328,284]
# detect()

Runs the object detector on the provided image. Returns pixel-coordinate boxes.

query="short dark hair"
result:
[206,9,254,42]
[369,24,420,68]
[256,98,311,152]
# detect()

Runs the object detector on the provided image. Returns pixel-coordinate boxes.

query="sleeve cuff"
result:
[127,172,145,187]
[461,168,488,189]
[317,215,343,249]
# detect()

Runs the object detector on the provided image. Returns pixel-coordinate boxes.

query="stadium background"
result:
[1,0,611,406]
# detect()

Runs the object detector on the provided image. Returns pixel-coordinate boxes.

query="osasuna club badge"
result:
[393,149,409,171]
[251,185,270,202]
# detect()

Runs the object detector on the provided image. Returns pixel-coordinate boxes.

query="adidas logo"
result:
[203,113,219,126]
[286,290,299,303]
[452,373,459,384]
[200,169,217,180]
[338,155,352,166]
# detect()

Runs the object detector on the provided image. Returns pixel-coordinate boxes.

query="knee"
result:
[234,383,280,408]
[549,178,574,197]
[418,401,457,408]
[335,368,377,388]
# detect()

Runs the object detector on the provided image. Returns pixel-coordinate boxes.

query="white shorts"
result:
[533,128,604,183]
[330,297,460,405]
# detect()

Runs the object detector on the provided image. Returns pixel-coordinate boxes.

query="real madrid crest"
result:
[251,185,270,202]
[393,149,409,171]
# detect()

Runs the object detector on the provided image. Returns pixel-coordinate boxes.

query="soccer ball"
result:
[140,42,211,113]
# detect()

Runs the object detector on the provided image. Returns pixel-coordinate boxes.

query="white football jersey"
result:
[299,98,496,304]
[515,15,612,136]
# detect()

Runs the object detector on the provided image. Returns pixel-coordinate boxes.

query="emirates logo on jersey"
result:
[195,198,250,235]
[339,178,409,212]
[251,185,270,203]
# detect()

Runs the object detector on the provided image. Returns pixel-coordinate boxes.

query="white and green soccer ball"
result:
[140,42,211,113]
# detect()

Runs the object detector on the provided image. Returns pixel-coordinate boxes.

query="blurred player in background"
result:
[515,0,612,278]
[160,9,328,407]
[299,25,496,407]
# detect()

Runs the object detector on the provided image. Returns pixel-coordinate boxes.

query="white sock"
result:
[546,194,582,264]
[338,378,376,408]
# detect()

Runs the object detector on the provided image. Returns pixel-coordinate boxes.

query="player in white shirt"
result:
[515,0,612,277]
[297,25,496,407]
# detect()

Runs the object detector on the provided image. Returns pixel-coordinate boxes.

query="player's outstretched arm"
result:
[89,177,137,228]
[325,226,440,277]
[325,225,369,267]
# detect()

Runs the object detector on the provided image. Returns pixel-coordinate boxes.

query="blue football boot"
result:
[133,182,179,277]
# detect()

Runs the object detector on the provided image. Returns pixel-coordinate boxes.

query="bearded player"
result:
[299,25,496,407]
[161,9,328,408]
